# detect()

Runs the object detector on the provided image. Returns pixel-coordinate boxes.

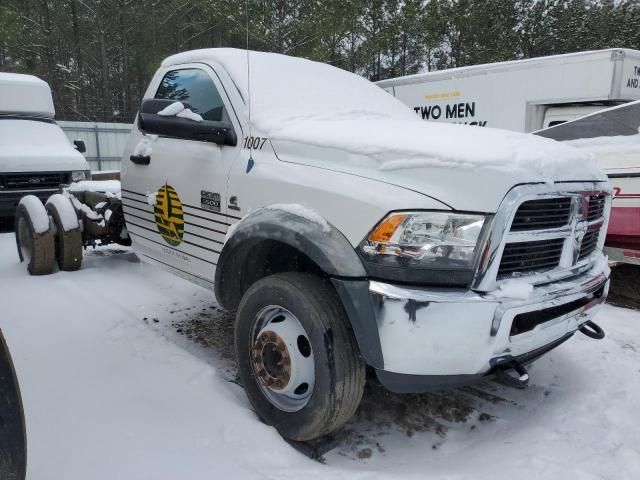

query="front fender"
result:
[214,207,384,368]
[215,207,367,307]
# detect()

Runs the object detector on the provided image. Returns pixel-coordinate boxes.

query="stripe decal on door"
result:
[122,188,235,266]
[124,215,222,253]
[127,230,218,265]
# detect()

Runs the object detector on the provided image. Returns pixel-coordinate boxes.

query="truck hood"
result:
[0,119,88,173]
[269,118,608,212]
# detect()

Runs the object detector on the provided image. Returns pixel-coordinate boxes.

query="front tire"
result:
[235,272,365,441]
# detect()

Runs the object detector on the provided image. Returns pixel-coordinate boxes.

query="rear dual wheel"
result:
[15,195,82,275]
[235,272,366,441]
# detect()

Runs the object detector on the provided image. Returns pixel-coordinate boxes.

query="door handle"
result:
[129,154,150,165]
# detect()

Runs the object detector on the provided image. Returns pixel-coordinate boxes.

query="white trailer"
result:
[377,48,640,132]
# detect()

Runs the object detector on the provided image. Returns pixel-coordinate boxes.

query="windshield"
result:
[162,49,417,133]
[0,118,72,150]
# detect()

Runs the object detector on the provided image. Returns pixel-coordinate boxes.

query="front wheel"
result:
[235,272,365,441]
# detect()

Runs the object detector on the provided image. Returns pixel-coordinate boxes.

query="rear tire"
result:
[14,198,55,276]
[46,195,82,271]
[235,272,366,441]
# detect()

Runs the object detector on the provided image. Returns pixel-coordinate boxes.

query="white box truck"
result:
[377,48,640,132]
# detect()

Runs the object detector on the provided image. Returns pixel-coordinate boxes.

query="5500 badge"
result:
[201,190,221,212]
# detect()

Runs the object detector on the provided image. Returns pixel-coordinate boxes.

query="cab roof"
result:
[0,72,55,118]
[160,48,415,133]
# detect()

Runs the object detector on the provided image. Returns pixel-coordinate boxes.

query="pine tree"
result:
[2,0,640,121]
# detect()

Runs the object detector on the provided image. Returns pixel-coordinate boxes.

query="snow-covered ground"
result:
[1,232,639,479]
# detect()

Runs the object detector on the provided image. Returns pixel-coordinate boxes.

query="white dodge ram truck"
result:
[117,49,610,441]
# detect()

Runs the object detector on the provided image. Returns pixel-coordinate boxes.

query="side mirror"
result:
[73,140,86,153]
[137,99,237,147]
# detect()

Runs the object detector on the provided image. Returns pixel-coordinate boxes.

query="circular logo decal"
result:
[154,184,184,246]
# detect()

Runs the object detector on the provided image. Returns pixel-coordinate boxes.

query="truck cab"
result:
[120,49,611,442]
[0,73,90,218]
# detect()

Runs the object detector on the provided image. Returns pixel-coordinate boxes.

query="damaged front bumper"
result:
[333,261,609,393]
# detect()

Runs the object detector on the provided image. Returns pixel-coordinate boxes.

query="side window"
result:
[548,120,567,128]
[155,68,225,122]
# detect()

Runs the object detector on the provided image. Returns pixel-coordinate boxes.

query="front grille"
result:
[498,238,564,277]
[481,187,610,289]
[511,197,572,231]
[2,172,67,190]
[587,195,606,221]
[578,229,600,260]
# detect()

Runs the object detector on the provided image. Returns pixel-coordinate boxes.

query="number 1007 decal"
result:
[243,136,268,150]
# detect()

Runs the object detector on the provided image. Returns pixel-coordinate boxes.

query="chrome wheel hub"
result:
[251,306,315,412]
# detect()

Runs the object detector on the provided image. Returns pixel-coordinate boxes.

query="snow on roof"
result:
[161,48,416,132]
[0,72,55,118]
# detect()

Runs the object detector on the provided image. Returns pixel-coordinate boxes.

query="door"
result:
[121,64,243,286]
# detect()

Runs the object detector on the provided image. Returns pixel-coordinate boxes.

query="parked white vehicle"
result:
[15,49,612,443]
[0,73,90,217]
[378,48,640,132]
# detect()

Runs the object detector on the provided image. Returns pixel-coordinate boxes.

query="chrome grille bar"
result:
[498,238,565,277]
[510,197,571,231]
[471,182,612,292]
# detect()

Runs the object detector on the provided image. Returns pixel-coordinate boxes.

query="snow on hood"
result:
[270,117,600,176]
[0,119,87,172]
[162,49,606,211]
[270,119,607,211]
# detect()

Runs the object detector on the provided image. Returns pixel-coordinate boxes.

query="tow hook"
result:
[579,320,605,340]
[494,359,529,389]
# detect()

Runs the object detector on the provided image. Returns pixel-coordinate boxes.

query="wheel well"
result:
[217,239,326,310]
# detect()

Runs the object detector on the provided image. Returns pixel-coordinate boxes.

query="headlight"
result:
[71,170,91,182]
[359,211,487,286]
